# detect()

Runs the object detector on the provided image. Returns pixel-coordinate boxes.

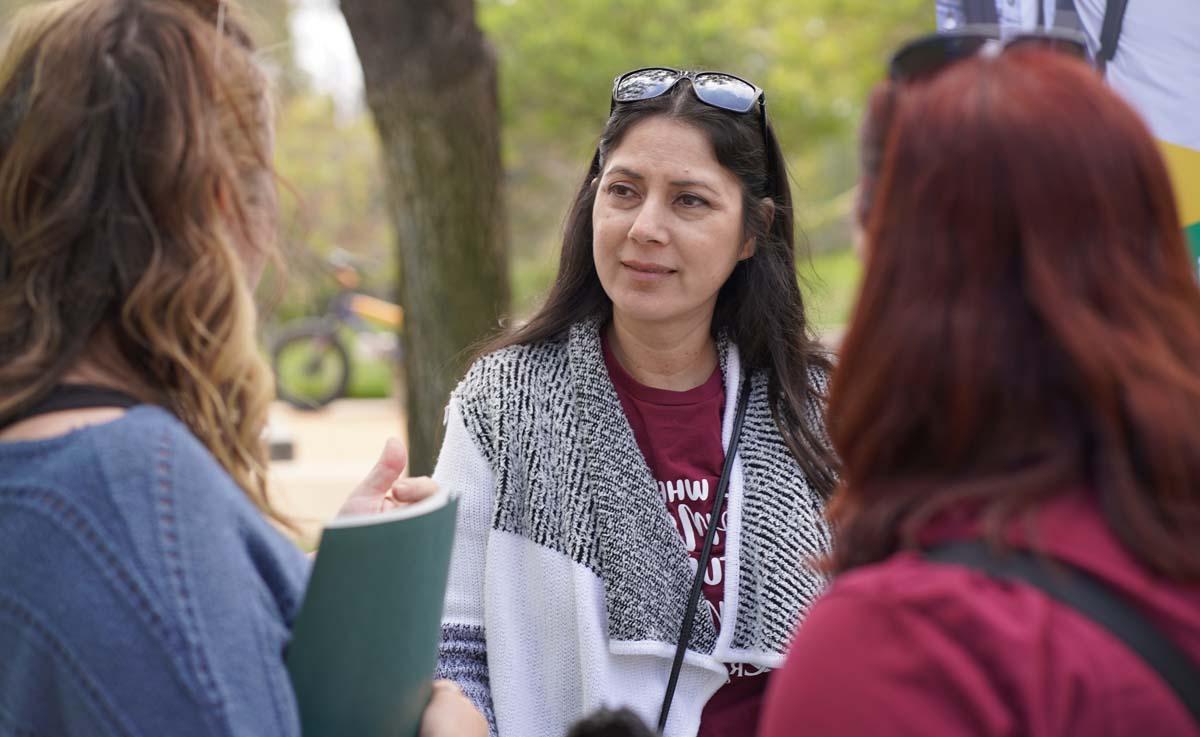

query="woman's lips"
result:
[622,260,675,280]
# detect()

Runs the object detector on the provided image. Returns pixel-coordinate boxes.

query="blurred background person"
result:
[935,0,1200,272]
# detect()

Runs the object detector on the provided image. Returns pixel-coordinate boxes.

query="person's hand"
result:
[336,437,438,518]
[420,680,488,737]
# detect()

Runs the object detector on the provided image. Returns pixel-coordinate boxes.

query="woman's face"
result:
[592,116,754,331]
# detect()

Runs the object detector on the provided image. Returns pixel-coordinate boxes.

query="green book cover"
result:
[286,490,459,737]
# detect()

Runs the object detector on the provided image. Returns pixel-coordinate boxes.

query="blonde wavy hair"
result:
[0,0,287,525]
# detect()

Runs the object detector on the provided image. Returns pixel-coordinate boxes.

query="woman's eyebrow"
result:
[605,166,720,194]
[606,166,643,180]
[670,178,718,194]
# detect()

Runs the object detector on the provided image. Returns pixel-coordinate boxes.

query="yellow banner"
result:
[1162,140,1200,229]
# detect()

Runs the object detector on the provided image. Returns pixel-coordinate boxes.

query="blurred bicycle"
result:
[270,250,403,410]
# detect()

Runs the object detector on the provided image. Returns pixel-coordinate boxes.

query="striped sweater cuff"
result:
[437,622,496,736]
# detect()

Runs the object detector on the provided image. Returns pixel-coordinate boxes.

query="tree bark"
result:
[340,0,509,474]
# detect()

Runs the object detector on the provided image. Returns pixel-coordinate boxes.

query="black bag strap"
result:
[1097,0,1131,73]
[656,373,753,735]
[926,540,1200,724]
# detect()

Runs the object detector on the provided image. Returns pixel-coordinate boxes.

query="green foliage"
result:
[345,346,395,398]
[481,0,929,153]
[270,93,395,320]
[800,246,863,330]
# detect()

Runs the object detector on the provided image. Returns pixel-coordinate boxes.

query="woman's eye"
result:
[676,193,709,208]
[608,183,637,198]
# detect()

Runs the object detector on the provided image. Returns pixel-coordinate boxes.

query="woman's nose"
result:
[628,200,670,246]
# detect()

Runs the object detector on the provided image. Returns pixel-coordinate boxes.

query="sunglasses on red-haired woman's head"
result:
[888,25,1091,82]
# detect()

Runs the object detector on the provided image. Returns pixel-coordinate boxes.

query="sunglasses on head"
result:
[610,67,770,153]
[888,26,1091,82]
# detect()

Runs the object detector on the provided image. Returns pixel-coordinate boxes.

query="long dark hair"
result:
[829,49,1200,580]
[484,80,838,497]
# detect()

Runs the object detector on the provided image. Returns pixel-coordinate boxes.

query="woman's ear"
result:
[740,197,775,260]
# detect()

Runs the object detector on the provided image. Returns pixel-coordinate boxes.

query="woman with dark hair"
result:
[432,70,837,737]
[760,31,1200,737]
[0,1,483,735]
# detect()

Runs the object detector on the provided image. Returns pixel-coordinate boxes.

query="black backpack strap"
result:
[1097,0,1131,73]
[926,540,1200,724]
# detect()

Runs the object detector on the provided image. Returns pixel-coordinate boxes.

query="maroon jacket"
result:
[759,493,1200,737]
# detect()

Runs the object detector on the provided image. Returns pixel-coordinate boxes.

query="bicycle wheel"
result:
[271,320,351,410]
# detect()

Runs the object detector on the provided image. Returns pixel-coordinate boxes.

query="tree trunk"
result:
[340,0,509,475]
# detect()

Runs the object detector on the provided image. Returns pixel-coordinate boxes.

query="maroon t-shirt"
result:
[602,336,768,737]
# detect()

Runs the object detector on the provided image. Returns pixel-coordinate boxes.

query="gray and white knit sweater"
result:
[432,318,831,737]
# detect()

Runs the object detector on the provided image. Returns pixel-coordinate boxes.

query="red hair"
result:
[829,49,1200,579]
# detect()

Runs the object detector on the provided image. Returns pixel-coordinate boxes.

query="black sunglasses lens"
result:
[692,73,759,113]
[614,68,681,103]
[1007,35,1089,60]
[890,35,990,80]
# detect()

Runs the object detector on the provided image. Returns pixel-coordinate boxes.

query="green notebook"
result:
[286,489,459,737]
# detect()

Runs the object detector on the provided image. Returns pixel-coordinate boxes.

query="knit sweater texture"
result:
[0,406,310,737]
[433,319,832,737]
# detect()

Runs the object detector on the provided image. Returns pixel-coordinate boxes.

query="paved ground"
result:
[267,398,406,545]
